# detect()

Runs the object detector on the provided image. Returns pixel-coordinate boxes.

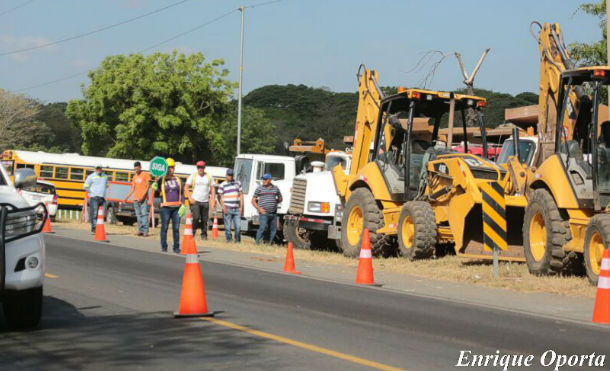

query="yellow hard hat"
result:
[166,158,176,167]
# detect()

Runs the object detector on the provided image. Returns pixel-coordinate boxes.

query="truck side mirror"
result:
[14,168,37,189]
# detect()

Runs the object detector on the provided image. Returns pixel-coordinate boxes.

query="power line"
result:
[0,0,192,57]
[14,0,289,93]
[0,0,36,17]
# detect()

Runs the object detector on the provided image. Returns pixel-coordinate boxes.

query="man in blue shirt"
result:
[84,164,108,233]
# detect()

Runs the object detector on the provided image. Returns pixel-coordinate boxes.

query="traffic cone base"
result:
[174,254,215,318]
[592,249,610,324]
[355,229,375,285]
[283,242,301,275]
[211,217,219,239]
[94,206,108,242]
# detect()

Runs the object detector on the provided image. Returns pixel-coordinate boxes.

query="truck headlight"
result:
[308,202,330,213]
[2,203,45,242]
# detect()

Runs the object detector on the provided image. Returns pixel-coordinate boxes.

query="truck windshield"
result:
[325,156,347,172]
[234,158,253,195]
[496,139,535,165]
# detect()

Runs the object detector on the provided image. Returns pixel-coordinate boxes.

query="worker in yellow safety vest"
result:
[152,158,186,253]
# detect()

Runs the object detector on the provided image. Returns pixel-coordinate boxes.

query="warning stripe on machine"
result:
[480,181,507,252]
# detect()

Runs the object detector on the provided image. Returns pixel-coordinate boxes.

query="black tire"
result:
[523,189,570,275]
[397,201,437,260]
[50,215,56,222]
[340,188,391,258]
[3,287,43,329]
[122,219,136,226]
[283,218,311,250]
[584,214,610,285]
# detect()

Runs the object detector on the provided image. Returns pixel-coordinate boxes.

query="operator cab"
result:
[554,67,610,209]
[373,89,488,200]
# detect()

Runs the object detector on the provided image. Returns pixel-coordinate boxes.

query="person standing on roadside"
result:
[252,173,282,244]
[217,169,243,242]
[152,158,186,253]
[83,164,108,234]
[185,161,215,240]
[124,161,152,236]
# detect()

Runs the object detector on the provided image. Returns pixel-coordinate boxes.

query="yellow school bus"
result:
[1,150,228,209]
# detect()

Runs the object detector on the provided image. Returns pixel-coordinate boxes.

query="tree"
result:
[0,89,51,151]
[569,0,607,66]
[66,51,236,164]
[35,102,82,152]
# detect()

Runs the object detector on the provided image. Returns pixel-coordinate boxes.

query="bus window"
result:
[16,163,34,170]
[40,165,54,178]
[107,171,115,181]
[55,167,69,179]
[70,168,84,180]
[115,172,129,182]
[85,169,94,178]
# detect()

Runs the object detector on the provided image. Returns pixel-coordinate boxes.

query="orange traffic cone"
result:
[592,249,610,324]
[355,229,375,285]
[42,202,53,233]
[174,252,214,318]
[181,212,197,255]
[283,242,301,275]
[94,206,108,242]
[211,217,219,239]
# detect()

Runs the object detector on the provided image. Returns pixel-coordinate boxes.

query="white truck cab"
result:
[284,151,351,249]
[0,167,46,329]
[234,154,296,233]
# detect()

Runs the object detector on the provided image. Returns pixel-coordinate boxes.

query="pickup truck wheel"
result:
[340,188,390,258]
[3,287,43,329]
[283,219,311,249]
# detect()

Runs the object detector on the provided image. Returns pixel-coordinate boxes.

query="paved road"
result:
[1,235,609,371]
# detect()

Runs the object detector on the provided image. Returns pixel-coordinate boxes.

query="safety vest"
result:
[160,175,183,207]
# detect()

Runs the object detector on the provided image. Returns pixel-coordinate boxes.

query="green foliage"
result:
[569,0,607,66]
[35,102,82,152]
[458,88,539,127]
[66,51,236,164]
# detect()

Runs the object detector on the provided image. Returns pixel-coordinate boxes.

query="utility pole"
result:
[237,5,245,155]
[454,49,490,126]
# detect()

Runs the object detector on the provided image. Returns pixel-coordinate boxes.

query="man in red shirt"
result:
[125,161,152,236]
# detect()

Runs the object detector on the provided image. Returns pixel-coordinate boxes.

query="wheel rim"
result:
[588,231,605,276]
[401,215,414,248]
[529,212,546,261]
[346,205,363,246]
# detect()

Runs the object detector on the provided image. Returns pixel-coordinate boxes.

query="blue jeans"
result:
[223,208,241,242]
[133,200,149,234]
[160,207,180,252]
[88,197,105,232]
[256,213,277,244]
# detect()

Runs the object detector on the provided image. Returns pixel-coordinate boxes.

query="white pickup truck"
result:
[283,151,351,249]
[0,167,46,329]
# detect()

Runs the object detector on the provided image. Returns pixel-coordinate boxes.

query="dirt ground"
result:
[54,219,597,298]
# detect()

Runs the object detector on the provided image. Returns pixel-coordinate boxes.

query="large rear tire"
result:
[3,287,43,329]
[523,189,569,276]
[340,188,390,258]
[397,201,437,260]
[584,214,610,285]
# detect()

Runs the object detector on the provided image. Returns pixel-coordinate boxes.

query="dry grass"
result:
[55,219,596,298]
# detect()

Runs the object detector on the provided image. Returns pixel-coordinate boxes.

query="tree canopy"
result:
[66,51,237,164]
[569,0,607,66]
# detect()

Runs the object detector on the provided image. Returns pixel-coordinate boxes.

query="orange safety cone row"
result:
[42,202,53,233]
[94,206,108,242]
[592,249,610,324]
[211,217,219,239]
[355,228,375,285]
[181,213,197,255]
[283,242,301,275]
[174,250,214,318]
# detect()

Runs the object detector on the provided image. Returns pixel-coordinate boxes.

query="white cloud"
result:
[0,34,59,61]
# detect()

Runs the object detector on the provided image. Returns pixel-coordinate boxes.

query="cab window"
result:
[258,163,285,180]
[40,165,54,178]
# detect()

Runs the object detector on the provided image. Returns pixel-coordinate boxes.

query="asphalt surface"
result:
[0,235,609,371]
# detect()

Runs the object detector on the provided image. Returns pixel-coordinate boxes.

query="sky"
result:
[0,0,603,103]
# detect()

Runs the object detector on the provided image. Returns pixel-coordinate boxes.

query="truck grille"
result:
[289,178,307,214]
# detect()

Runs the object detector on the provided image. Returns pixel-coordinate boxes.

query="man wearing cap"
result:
[185,160,215,240]
[252,173,282,244]
[217,169,243,242]
[83,164,109,233]
[124,161,152,236]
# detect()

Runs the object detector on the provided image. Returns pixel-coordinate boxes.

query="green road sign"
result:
[149,156,168,177]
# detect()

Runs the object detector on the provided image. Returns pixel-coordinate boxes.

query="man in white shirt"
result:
[185,160,215,240]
